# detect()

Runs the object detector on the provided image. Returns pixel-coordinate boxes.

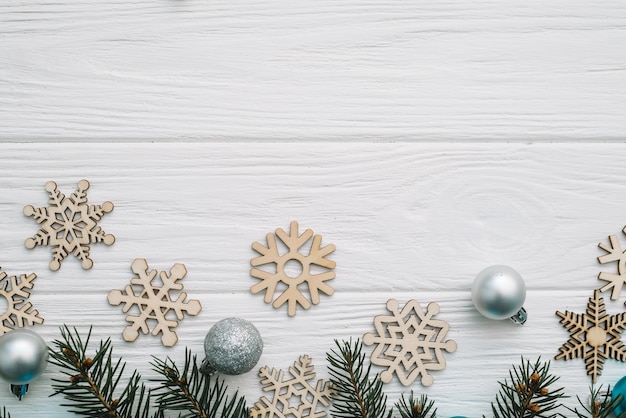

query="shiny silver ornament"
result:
[202,317,263,375]
[471,265,527,325]
[0,329,48,399]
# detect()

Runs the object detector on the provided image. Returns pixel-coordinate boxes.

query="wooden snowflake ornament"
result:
[23,179,115,271]
[0,269,43,334]
[363,298,457,387]
[108,258,202,347]
[598,226,626,300]
[555,289,626,383]
[250,221,336,317]
[250,355,333,418]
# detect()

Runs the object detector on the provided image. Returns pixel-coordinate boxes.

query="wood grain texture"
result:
[1,1,626,141]
[0,143,623,416]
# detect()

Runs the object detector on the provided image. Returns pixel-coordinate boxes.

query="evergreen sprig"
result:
[48,326,248,418]
[151,349,248,418]
[565,385,626,418]
[396,392,437,418]
[48,325,152,418]
[327,338,392,418]
[486,357,566,418]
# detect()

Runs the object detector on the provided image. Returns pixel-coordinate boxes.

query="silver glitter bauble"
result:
[471,265,527,324]
[203,317,263,375]
[0,329,48,385]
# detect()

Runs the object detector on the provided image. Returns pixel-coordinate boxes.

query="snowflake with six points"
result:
[250,221,336,317]
[555,289,626,382]
[363,298,457,387]
[108,258,202,347]
[23,179,115,271]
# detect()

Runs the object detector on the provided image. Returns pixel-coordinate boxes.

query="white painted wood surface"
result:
[2,1,626,417]
[0,143,624,417]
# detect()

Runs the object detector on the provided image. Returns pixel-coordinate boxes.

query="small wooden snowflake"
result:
[108,258,202,347]
[23,179,115,271]
[250,355,333,418]
[250,221,336,317]
[555,289,626,383]
[0,269,43,334]
[363,298,457,387]
[598,226,626,300]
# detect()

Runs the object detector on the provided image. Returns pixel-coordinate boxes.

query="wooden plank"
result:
[1,1,625,141]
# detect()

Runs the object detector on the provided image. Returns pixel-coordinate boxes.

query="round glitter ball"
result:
[203,317,263,375]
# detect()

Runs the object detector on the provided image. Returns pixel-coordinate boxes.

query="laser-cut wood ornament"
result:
[363,298,457,387]
[598,226,626,300]
[555,289,626,383]
[23,179,115,271]
[250,221,336,317]
[250,354,333,418]
[0,269,43,335]
[108,258,202,347]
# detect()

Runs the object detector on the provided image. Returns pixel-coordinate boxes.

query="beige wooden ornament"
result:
[363,298,457,387]
[598,226,626,300]
[555,289,626,383]
[250,354,333,418]
[23,179,115,271]
[0,269,43,335]
[250,221,336,317]
[108,258,202,347]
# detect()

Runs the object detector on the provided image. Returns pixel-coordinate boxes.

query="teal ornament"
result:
[613,376,626,415]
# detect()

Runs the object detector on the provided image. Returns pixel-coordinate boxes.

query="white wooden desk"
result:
[1,2,626,417]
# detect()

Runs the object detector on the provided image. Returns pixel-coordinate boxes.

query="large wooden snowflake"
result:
[250,221,336,317]
[23,179,115,271]
[598,226,626,300]
[363,298,457,387]
[250,355,333,418]
[0,269,43,334]
[555,289,626,383]
[107,258,202,347]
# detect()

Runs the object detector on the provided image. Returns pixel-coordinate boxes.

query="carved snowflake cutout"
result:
[250,355,333,418]
[363,298,457,387]
[598,226,626,300]
[555,289,626,383]
[250,221,336,317]
[0,269,43,335]
[23,179,115,271]
[107,258,202,347]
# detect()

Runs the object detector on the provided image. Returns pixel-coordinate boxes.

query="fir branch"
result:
[151,349,248,418]
[565,385,626,418]
[485,357,566,418]
[48,325,153,418]
[326,338,392,418]
[395,392,436,418]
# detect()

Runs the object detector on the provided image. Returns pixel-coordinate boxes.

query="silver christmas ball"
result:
[471,265,527,323]
[0,329,48,385]
[203,317,263,375]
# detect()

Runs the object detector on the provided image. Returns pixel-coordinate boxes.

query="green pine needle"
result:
[485,357,566,418]
[326,338,392,418]
[565,385,626,418]
[151,349,248,418]
[395,392,436,418]
[48,325,152,418]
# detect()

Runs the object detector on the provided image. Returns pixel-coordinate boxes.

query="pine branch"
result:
[565,385,626,418]
[485,357,566,418]
[395,392,436,418]
[151,349,248,418]
[48,325,153,418]
[326,338,392,418]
